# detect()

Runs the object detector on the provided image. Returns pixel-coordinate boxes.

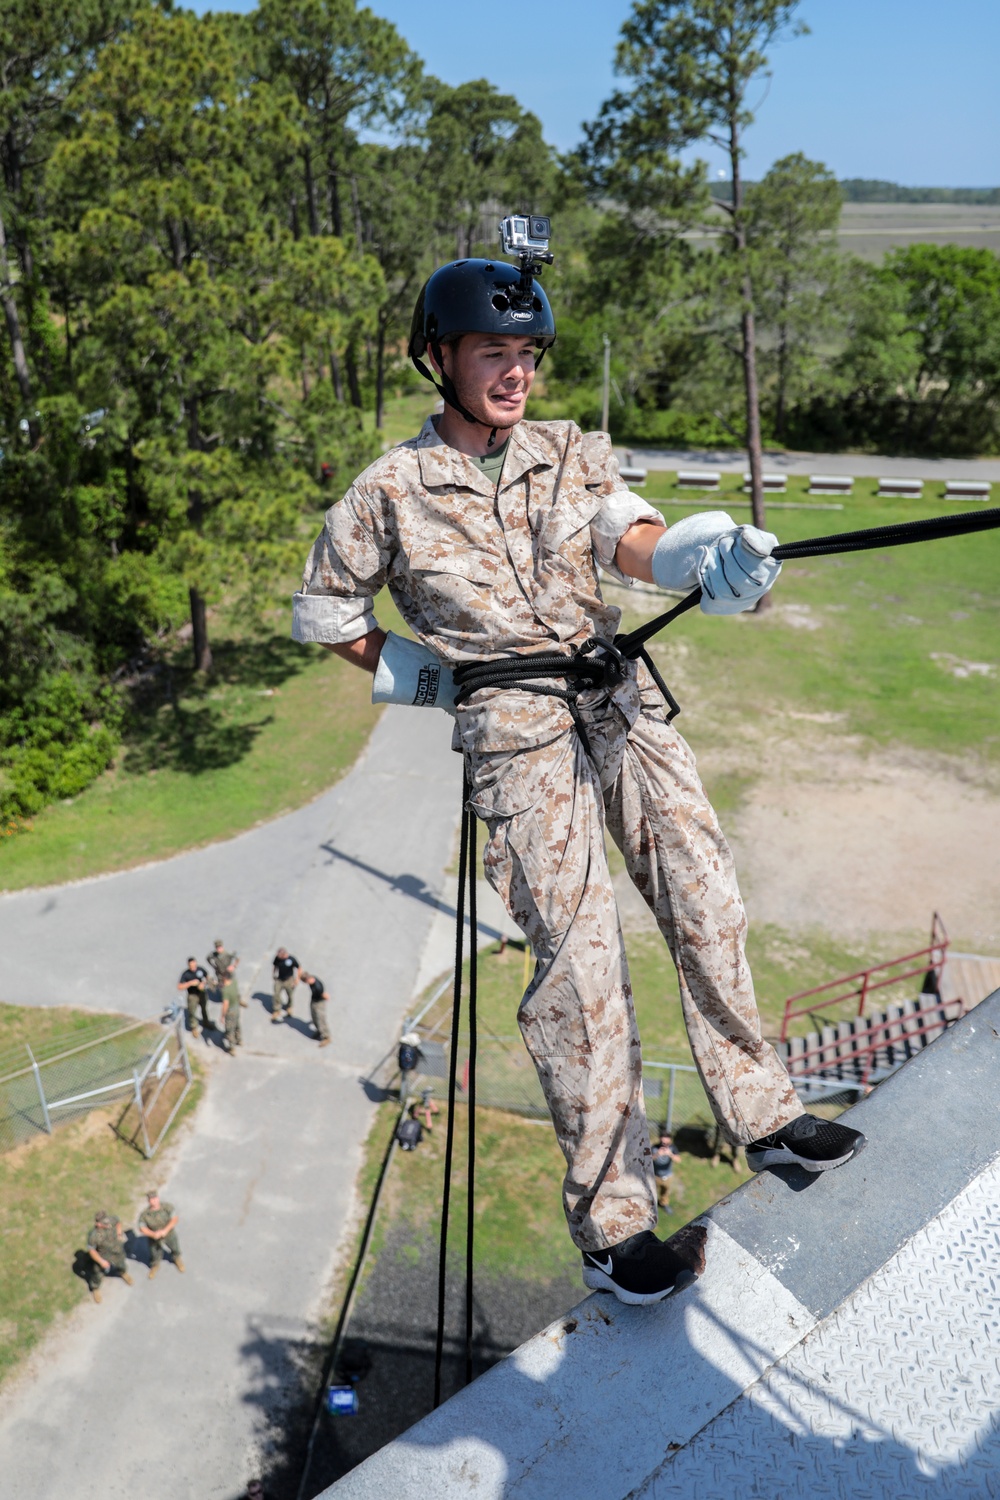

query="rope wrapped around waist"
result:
[452,635,679,758]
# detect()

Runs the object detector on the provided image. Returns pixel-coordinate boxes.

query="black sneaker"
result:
[746,1113,866,1174]
[581,1230,699,1306]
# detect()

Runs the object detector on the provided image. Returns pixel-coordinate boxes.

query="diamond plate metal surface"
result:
[639,1152,1000,1499]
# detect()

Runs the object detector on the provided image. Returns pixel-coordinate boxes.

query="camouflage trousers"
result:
[224,994,242,1048]
[86,1251,127,1290]
[466,684,800,1253]
[148,1228,182,1267]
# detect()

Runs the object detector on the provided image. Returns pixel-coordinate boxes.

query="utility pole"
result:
[601,334,611,434]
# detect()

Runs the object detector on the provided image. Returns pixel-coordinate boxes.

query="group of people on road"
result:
[176,939,243,1052]
[84,1191,184,1304]
[270,948,331,1046]
[175,940,331,1052]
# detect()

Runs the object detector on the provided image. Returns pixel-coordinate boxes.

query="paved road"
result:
[0,705,508,1500]
[618,445,1000,482]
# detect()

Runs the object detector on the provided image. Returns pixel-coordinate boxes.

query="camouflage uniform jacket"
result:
[292,419,663,752]
[139,1203,175,1234]
[208,950,236,981]
[87,1220,123,1259]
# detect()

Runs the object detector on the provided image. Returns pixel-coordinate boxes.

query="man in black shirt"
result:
[271,947,300,1023]
[300,971,330,1047]
[177,958,211,1036]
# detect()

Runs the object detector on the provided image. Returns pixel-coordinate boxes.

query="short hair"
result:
[145,1189,160,1199]
[188,956,197,964]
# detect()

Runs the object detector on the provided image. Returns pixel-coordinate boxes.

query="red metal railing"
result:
[782,993,966,1088]
[779,912,950,1044]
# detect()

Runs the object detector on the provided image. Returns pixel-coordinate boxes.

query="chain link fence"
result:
[376,1025,719,1138]
[0,1015,191,1157]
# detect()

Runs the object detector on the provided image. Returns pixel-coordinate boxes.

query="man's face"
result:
[438,333,536,429]
[187,960,198,972]
[147,1194,160,1211]
[277,948,287,959]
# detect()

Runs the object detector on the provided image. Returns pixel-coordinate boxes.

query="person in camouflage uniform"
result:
[85,1210,133,1303]
[208,939,244,1007]
[221,964,242,1053]
[291,253,865,1304]
[138,1190,184,1278]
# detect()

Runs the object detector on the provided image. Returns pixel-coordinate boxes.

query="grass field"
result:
[0,1003,203,1388]
[0,589,410,894]
[629,473,1000,767]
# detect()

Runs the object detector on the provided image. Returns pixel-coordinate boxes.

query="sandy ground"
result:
[727,738,1000,953]
[611,720,1000,956]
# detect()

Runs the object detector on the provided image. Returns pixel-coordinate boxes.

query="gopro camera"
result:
[499,214,552,260]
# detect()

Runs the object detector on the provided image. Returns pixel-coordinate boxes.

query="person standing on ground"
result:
[138,1190,185,1278]
[208,939,244,1007]
[85,1210,133,1303]
[300,971,331,1047]
[221,963,242,1054]
[651,1134,681,1214]
[291,241,865,1307]
[271,948,300,1023]
[177,957,212,1036]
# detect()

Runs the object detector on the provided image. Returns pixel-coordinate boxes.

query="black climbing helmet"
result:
[409,258,556,425]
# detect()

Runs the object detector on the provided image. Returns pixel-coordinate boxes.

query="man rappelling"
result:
[292,215,865,1307]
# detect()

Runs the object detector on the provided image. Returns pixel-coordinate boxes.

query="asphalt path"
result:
[0,705,490,1499]
[619,446,1000,482]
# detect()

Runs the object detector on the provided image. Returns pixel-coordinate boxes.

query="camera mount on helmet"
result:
[408,214,556,440]
[498,214,554,308]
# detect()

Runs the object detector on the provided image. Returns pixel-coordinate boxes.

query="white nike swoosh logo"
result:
[591,1255,614,1274]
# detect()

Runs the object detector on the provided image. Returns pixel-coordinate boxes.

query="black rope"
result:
[465,808,478,1386]
[617,504,1000,658]
[433,774,469,1409]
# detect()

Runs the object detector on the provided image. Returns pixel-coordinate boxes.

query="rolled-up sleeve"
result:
[291,486,391,645]
[579,432,664,586]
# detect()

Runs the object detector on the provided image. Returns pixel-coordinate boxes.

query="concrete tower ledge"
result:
[326,990,1000,1499]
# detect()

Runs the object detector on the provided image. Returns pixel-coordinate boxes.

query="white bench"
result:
[618,465,648,486]
[808,474,854,496]
[676,470,721,490]
[944,479,991,500]
[743,472,787,494]
[877,477,923,497]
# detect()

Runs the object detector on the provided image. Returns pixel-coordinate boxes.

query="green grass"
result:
[0,1003,204,1388]
[351,1092,750,1302]
[0,590,411,893]
[624,475,1000,766]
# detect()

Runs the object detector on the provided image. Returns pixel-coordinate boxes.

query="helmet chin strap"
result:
[418,343,504,447]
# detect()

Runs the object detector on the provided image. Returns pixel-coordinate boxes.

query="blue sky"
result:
[187,0,1000,184]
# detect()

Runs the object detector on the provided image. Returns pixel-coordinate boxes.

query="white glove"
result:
[698,525,781,614]
[650,512,739,591]
[372,631,457,714]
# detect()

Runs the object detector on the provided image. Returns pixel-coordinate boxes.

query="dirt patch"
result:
[613,724,1000,955]
[722,734,1000,951]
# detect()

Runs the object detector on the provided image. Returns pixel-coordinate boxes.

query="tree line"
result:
[2,0,998,826]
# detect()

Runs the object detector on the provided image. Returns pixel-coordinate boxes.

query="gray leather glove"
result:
[650,511,738,591]
[371,631,457,714]
[698,525,781,614]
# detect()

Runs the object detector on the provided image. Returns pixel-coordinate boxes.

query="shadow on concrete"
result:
[294,1222,582,1497]
[236,1314,326,1500]
[317,846,506,943]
